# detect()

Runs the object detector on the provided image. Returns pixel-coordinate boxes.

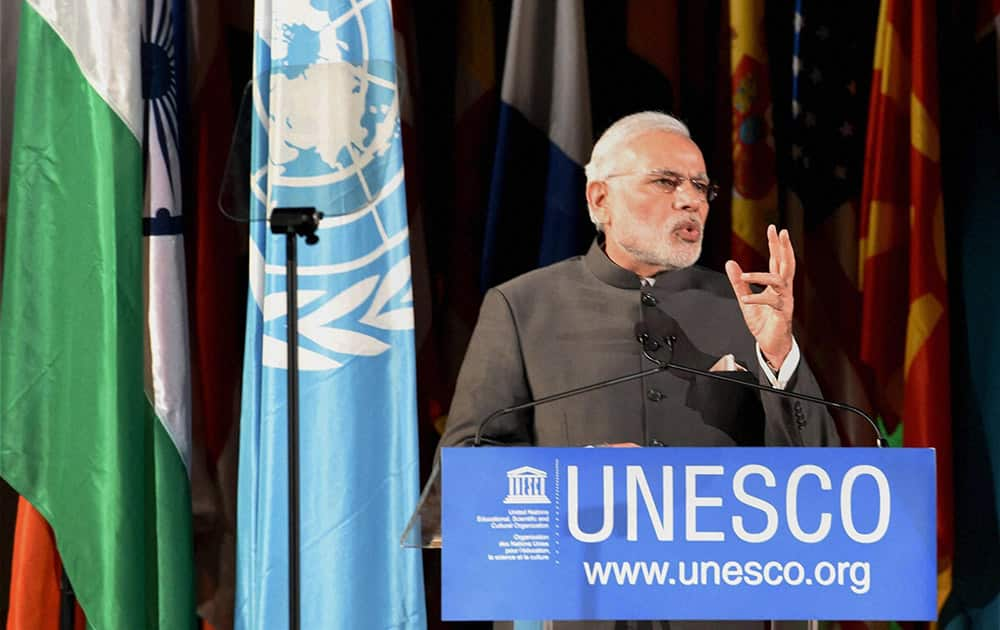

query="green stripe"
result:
[0,5,192,628]
[149,408,196,630]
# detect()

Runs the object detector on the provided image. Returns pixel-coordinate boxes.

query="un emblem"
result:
[250,0,412,372]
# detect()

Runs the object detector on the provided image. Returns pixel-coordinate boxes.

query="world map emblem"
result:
[250,0,413,372]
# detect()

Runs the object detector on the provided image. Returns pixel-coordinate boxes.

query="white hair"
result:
[584,112,691,232]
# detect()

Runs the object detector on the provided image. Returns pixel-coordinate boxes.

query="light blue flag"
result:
[236,1,426,629]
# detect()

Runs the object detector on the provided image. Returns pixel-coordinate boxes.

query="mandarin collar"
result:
[583,236,703,292]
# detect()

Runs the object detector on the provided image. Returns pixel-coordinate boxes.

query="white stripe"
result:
[28,0,142,140]
[146,236,192,471]
[248,236,267,310]
[500,0,592,164]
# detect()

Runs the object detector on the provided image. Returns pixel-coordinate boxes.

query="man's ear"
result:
[586,180,610,226]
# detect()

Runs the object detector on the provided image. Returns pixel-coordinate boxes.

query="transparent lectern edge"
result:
[218,61,410,224]
[400,456,442,549]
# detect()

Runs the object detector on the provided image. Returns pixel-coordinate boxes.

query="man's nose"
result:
[671,182,700,210]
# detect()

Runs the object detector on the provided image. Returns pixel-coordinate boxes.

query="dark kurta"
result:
[442,240,840,451]
[439,240,840,630]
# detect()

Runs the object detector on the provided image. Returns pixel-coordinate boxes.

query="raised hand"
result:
[724,224,796,370]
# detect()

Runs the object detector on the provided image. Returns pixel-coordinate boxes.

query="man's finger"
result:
[740,293,784,310]
[780,229,796,280]
[740,272,784,287]
[767,224,779,275]
[725,260,751,298]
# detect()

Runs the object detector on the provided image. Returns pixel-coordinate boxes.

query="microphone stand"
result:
[269,207,322,630]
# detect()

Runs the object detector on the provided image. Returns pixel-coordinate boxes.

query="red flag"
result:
[6,498,85,630]
[860,0,953,613]
[786,2,879,446]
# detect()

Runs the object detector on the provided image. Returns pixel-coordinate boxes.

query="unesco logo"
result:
[503,466,552,505]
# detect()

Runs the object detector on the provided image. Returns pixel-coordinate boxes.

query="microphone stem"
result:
[473,357,887,448]
[661,360,887,447]
[473,364,668,446]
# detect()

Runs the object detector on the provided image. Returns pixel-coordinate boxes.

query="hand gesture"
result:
[724,225,795,370]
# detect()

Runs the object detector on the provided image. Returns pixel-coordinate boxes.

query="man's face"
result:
[588,131,711,276]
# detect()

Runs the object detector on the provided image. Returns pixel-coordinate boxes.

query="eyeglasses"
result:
[604,169,720,202]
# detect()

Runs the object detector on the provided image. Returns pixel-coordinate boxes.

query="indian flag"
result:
[0,2,194,629]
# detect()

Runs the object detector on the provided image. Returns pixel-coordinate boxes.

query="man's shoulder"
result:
[491,255,590,297]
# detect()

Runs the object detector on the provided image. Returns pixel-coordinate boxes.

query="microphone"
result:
[472,325,887,448]
[472,362,669,446]
[633,323,888,448]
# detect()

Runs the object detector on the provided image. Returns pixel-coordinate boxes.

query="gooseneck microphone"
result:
[472,363,670,446]
[473,325,887,448]
[635,326,887,447]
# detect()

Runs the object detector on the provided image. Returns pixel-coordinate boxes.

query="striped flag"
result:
[860,0,953,614]
[787,0,877,443]
[730,0,778,271]
[236,1,425,628]
[143,1,197,628]
[481,0,593,290]
[0,2,194,628]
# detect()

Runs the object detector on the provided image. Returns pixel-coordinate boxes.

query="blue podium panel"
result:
[442,447,936,621]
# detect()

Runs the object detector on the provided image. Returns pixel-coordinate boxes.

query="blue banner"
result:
[443,447,935,621]
[236,2,425,628]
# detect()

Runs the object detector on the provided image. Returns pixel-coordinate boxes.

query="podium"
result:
[404,446,937,622]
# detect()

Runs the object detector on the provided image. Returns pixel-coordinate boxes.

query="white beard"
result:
[612,214,704,271]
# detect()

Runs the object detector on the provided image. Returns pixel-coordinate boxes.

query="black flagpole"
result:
[269,207,322,630]
[59,567,74,630]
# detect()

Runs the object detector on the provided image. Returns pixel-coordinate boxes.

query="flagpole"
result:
[270,207,322,630]
[59,567,75,630]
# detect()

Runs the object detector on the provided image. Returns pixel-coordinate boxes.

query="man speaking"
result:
[441,111,840,457]
[439,112,843,628]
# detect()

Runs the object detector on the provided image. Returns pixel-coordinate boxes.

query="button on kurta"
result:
[641,292,657,306]
[646,388,664,402]
[636,332,660,351]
